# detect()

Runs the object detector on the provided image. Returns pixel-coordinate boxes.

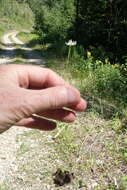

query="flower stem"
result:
[67,46,71,65]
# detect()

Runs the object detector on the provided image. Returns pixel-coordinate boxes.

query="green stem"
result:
[67,46,71,64]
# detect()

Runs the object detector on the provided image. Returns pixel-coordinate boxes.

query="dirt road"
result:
[0,31,47,187]
[0,31,44,65]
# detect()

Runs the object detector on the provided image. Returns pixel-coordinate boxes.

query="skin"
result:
[0,64,87,132]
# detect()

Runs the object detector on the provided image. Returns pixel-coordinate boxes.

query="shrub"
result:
[69,50,127,103]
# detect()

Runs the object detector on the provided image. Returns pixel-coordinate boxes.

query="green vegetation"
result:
[27,0,127,63]
[0,184,10,190]
[0,0,34,37]
[18,31,42,50]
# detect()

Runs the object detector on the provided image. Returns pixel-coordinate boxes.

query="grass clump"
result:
[0,184,10,190]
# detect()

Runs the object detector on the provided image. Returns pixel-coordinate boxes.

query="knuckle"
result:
[49,86,68,108]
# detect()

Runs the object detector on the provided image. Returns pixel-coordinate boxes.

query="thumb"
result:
[21,86,81,116]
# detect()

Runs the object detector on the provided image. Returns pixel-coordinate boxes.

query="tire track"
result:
[0,31,45,65]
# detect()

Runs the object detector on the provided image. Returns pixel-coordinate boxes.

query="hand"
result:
[0,64,87,132]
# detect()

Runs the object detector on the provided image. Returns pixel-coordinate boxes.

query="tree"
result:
[27,0,75,42]
[27,0,127,62]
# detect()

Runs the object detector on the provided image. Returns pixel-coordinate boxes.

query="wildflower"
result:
[65,40,77,65]
[87,51,91,58]
[65,40,77,46]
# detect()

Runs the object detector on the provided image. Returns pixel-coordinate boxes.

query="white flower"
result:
[65,39,77,46]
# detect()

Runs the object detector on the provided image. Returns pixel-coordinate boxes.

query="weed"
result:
[0,184,10,190]
[119,176,127,189]
[18,143,30,155]
[120,145,127,163]
[54,122,79,162]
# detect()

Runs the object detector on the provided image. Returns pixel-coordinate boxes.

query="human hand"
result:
[0,64,87,133]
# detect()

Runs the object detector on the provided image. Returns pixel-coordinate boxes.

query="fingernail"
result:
[75,99,87,111]
[67,87,80,104]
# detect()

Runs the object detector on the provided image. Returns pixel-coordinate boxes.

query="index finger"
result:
[16,65,67,89]
[16,65,87,111]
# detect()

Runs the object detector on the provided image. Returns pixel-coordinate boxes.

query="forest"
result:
[26,0,127,63]
[24,0,127,104]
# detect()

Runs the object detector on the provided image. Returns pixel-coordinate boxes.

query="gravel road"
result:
[0,31,44,65]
